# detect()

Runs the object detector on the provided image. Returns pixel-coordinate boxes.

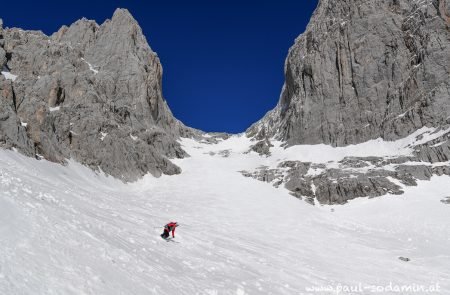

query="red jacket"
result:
[164,222,178,238]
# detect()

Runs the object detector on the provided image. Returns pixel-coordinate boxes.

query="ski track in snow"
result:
[0,134,449,294]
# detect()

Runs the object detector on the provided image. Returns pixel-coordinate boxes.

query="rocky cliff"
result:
[0,9,193,181]
[248,0,450,146]
[245,0,450,204]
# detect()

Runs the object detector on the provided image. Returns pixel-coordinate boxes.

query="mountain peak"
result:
[111,8,137,24]
[0,8,191,181]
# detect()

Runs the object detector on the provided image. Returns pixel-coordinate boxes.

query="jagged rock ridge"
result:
[0,9,196,181]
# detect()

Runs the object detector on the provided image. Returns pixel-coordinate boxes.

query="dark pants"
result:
[161,230,170,239]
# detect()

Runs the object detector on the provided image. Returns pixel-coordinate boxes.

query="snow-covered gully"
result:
[1,135,449,294]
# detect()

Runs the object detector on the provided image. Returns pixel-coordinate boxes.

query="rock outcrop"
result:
[0,9,195,181]
[245,0,450,204]
[242,125,450,204]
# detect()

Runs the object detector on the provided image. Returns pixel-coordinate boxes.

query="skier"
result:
[161,221,178,239]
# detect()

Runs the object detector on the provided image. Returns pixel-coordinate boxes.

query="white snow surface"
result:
[1,71,18,81]
[100,132,108,141]
[81,58,99,74]
[49,106,61,112]
[1,133,450,294]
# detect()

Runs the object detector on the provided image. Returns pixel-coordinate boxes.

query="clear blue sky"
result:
[1,0,318,133]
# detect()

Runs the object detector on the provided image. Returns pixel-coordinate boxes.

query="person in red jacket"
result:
[161,221,178,239]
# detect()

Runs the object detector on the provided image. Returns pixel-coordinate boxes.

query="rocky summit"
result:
[245,0,450,204]
[0,9,194,181]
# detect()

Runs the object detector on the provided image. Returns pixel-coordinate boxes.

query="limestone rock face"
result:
[0,9,194,181]
[244,0,450,204]
[248,0,450,146]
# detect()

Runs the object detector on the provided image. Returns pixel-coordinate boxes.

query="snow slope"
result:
[0,135,449,294]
